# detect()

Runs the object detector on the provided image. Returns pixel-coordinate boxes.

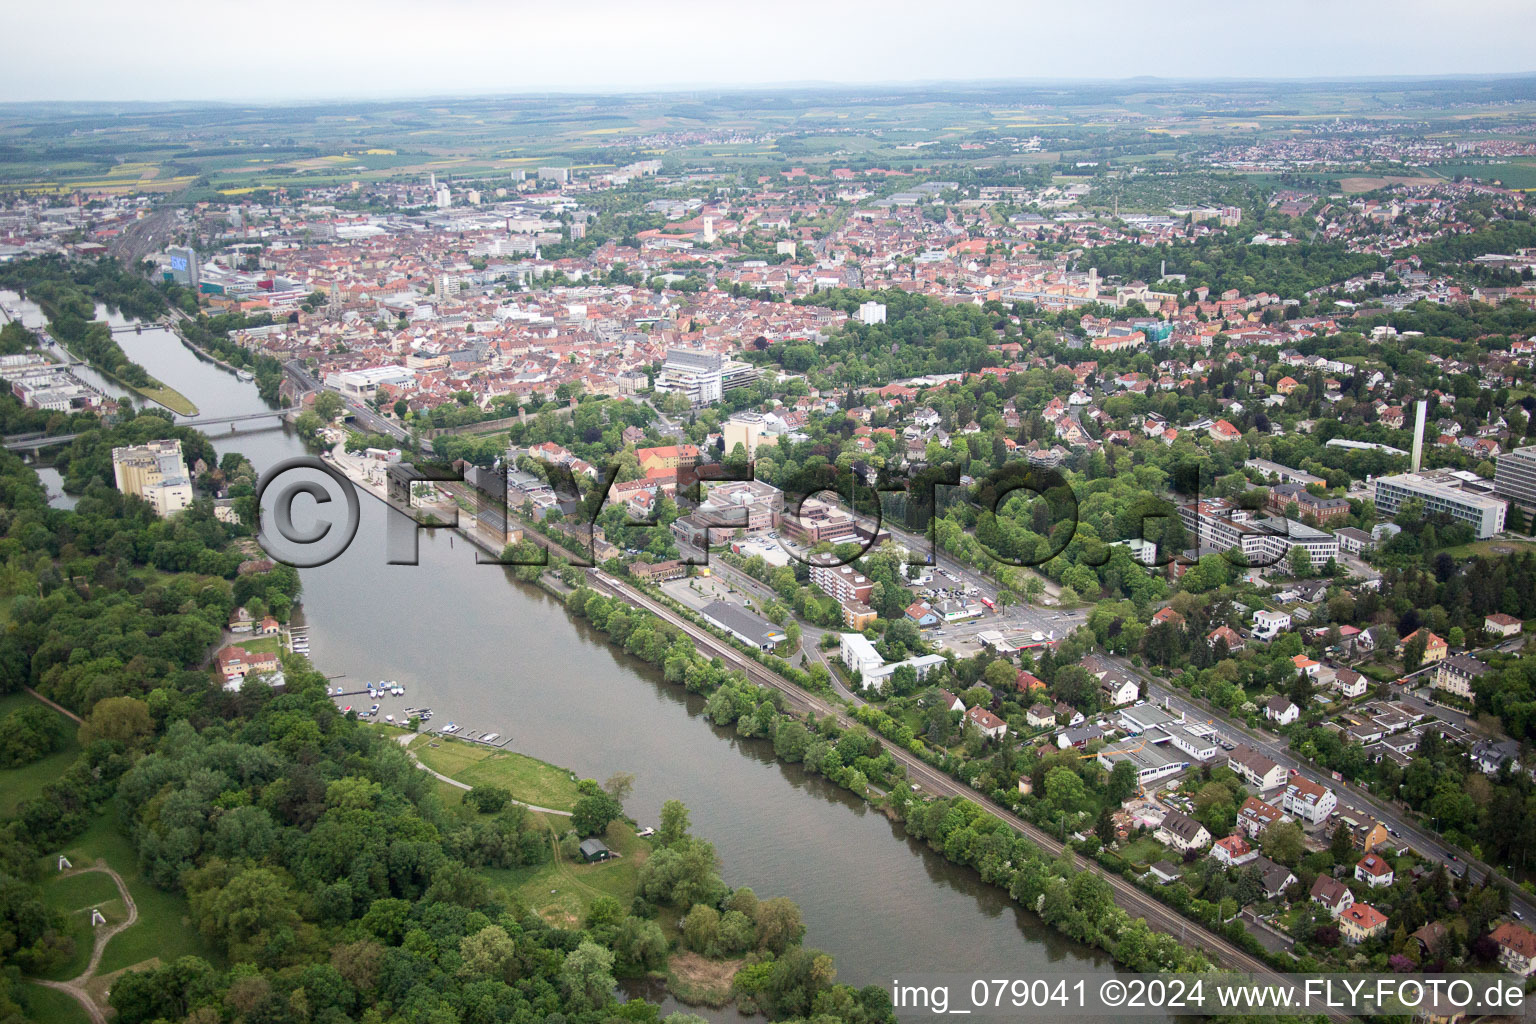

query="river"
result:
[40,303,1166,1009]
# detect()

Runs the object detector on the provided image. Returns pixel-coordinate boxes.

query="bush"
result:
[0,704,68,768]
[464,785,511,813]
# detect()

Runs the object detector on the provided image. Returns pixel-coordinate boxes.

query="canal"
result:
[48,304,1159,1002]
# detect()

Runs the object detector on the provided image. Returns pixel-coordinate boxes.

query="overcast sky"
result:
[5,0,1534,103]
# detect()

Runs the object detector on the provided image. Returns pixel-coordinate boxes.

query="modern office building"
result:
[1495,444,1536,515]
[112,438,194,516]
[1373,472,1506,540]
[654,347,758,406]
[1178,498,1338,569]
[164,245,199,288]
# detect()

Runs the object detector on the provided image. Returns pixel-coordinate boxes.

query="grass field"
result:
[409,737,651,927]
[133,383,198,417]
[481,815,650,929]
[55,810,220,976]
[1440,539,1536,560]
[0,692,81,817]
[408,735,583,811]
[22,983,92,1024]
[36,870,127,981]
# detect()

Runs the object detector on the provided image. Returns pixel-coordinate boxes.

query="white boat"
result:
[482,732,499,743]
[236,369,254,381]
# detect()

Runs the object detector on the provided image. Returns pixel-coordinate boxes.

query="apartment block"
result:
[112,438,194,517]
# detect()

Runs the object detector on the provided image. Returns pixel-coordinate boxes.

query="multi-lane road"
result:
[582,567,1306,988]
[1104,650,1536,923]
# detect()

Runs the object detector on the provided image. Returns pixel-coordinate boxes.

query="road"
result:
[577,564,1336,1003]
[284,359,428,452]
[1104,650,1536,924]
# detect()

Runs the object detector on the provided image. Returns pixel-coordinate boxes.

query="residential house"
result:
[1148,861,1181,885]
[1253,609,1292,640]
[258,616,281,636]
[1411,921,1449,959]
[1339,903,1389,944]
[228,607,254,633]
[1311,875,1355,918]
[1156,809,1212,852]
[1081,654,1139,706]
[1436,654,1490,699]
[966,706,1009,740]
[1402,628,1449,664]
[1491,922,1536,976]
[1333,667,1368,699]
[1026,703,1056,729]
[1237,796,1288,838]
[905,601,941,627]
[936,689,965,713]
[1210,834,1259,868]
[215,645,280,690]
[1208,625,1246,652]
[1485,612,1523,638]
[1266,696,1300,726]
[1355,853,1395,888]
[1253,856,1298,899]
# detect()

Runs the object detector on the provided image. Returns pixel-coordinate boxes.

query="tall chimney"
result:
[1411,399,1427,473]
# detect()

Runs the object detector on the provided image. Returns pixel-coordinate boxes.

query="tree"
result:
[1105,760,1139,806]
[77,696,154,749]
[682,904,720,954]
[559,940,616,1013]
[1261,820,1306,866]
[1329,822,1355,865]
[312,391,343,421]
[1289,545,1312,578]
[1403,632,1428,673]
[572,790,623,837]
[754,896,805,955]
[458,924,515,980]
[1044,766,1089,815]
[464,786,511,813]
[603,771,636,805]
[657,799,691,846]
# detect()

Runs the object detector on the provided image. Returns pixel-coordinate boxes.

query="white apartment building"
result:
[1374,472,1506,540]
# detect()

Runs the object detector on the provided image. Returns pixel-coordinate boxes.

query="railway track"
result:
[504,530,1341,1019]
[583,571,1301,983]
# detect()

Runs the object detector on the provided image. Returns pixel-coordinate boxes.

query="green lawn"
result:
[54,809,220,976]
[1120,837,1166,868]
[480,815,650,929]
[409,735,583,812]
[22,983,92,1024]
[36,871,128,981]
[233,634,283,656]
[0,692,82,817]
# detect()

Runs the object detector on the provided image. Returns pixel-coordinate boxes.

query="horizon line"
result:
[6,70,1536,109]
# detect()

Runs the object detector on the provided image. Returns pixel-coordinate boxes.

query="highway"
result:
[1102,649,1536,924]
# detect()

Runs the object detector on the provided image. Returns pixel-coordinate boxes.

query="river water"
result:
[26,301,1165,1005]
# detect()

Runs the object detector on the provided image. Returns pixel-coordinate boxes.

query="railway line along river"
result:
[46,305,1170,1011]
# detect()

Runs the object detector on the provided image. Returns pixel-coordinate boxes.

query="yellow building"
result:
[112,439,194,517]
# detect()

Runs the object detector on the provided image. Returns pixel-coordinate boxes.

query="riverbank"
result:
[49,329,199,416]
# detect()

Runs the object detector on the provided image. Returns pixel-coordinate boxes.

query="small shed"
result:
[578,838,612,863]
